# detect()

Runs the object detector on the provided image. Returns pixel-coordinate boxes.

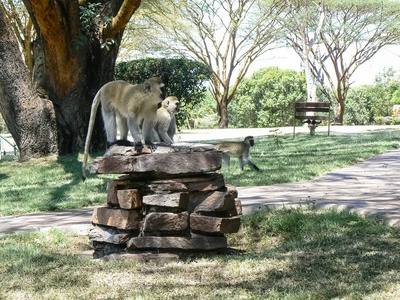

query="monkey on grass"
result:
[217,136,260,171]
[82,77,165,181]
[152,96,180,145]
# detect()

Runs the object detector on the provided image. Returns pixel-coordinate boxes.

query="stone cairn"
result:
[88,143,242,259]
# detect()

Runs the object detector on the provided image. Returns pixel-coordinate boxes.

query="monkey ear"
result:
[145,82,151,92]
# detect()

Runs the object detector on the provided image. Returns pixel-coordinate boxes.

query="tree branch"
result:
[102,0,141,39]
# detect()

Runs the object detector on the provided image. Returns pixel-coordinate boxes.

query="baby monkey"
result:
[217,136,260,171]
[152,96,180,145]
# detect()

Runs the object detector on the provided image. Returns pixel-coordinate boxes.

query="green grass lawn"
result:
[1,208,400,299]
[221,130,400,186]
[1,130,400,216]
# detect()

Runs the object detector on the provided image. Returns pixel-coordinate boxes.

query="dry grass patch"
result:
[1,208,400,299]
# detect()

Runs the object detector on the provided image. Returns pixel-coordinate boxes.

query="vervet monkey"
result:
[82,77,164,181]
[152,96,180,145]
[217,136,260,171]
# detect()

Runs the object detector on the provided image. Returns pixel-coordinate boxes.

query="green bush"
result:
[230,67,307,128]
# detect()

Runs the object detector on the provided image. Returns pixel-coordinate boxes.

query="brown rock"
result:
[117,189,142,209]
[127,236,227,250]
[142,193,189,208]
[233,198,243,216]
[147,174,225,193]
[143,212,189,232]
[190,214,241,233]
[92,207,141,230]
[107,181,118,206]
[89,225,130,244]
[190,191,236,213]
[90,151,222,175]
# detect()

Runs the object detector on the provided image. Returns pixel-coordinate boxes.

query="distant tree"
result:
[126,0,285,128]
[230,67,307,128]
[313,0,400,123]
[283,0,325,103]
[0,0,33,72]
[114,58,212,129]
[342,68,400,125]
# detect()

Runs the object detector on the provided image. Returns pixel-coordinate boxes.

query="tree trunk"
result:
[17,0,140,155]
[338,99,345,124]
[0,5,58,160]
[218,99,229,129]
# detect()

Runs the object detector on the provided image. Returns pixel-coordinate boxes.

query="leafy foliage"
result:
[343,68,400,125]
[230,67,307,128]
[115,58,212,129]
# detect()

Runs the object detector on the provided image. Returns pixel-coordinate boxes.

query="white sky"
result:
[248,45,400,86]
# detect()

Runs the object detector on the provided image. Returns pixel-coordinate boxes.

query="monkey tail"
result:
[82,89,102,182]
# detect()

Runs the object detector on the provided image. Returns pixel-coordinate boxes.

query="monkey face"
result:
[249,139,254,146]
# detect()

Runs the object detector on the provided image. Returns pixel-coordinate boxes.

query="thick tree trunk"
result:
[1,0,140,157]
[0,5,58,160]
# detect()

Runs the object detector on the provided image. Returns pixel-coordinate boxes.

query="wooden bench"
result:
[293,102,331,138]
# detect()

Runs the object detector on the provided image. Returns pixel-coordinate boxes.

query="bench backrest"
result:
[293,101,331,137]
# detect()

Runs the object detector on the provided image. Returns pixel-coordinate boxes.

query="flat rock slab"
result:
[90,144,222,175]
[92,207,141,230]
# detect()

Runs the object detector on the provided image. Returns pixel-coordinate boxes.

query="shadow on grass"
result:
[1,210,400,299]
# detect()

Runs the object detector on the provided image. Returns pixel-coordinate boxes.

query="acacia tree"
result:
[131,0,284,128]
[0,0,141,160]
[1,0,33,72]
[284,0,325,103]
[311,0,400,123]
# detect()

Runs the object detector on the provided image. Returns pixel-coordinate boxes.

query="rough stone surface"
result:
[142,193,189,209]
[107,181,118,207]
[92,207,141,230]
[190,191,236,213]
[143,212,189,232]
[89,225,131,244]
[232,198,243,216]
[147,174,225,193]
[87,144,241,254]
[117,189,142,209]
[91,151,222,175]
[190,214,241,233]
[127,236,227,250]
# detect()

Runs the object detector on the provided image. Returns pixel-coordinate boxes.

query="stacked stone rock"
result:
[88,143,242,258]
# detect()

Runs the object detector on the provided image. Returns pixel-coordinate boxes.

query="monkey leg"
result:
[158,131,174,145]
[248,161,260,171]
[117,115,129,140]
[222,153,231,170]
[151,129,161,143]
[102,111,118,143]
[243,157,260,171]
[239,156,245,170]
[127,117,144,152]
[142,120,156,150]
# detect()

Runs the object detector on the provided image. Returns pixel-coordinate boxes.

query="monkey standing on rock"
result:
[82,77,165,181]
[217,136,260,171]
[152,96,180,145]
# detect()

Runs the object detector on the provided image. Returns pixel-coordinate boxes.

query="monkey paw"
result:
[145,143,157,151]
[134,141,144,153]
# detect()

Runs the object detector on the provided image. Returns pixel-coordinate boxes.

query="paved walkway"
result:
[1,126,400,236]
[238,149,400,227]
